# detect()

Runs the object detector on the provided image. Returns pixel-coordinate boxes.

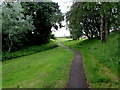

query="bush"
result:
[2,42,58,61]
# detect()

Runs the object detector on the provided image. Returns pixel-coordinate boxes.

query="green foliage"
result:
[66,3,83,40]
[2,42,58,61]
[21,2,64,45]
[2,2,64,52]
[62,31,119,88]
[51,12,64,28]
[2,2,35,52]
[3,46,74,88]
[50,34,56,40]
[66,2,119,41]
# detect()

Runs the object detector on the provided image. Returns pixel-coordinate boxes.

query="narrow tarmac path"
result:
[58,43,89,88]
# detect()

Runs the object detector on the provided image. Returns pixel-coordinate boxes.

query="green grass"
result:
[61,31,119,88]
[0,61,2,89]
[51,38,72,43]
[3,46,74,88]
[2,42,58,61]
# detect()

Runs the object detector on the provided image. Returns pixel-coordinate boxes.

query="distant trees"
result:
[2,2,64,52]
[66,2,119,42]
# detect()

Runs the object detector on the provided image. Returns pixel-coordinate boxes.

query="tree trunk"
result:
[102,16,106,43]
[86,34,90,39]
[100,17,103,41]
[107,17,110,35]
[8,33,12,52]
[96,24,101,40]
[100,14,107,43]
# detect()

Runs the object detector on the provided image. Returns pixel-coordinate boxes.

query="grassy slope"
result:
[0,62,1,89]
[62,31,119,88]
[3,46,74,88]
[2,42,58,61]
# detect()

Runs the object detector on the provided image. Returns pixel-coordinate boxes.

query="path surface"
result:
[58,43,89,88]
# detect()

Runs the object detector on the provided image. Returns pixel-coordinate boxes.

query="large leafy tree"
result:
[66,2,119,42]
[2,2,35,52]
[2,2,64,52]
[66,2,83,40]
[99,2,119,42]
[21,2,64,45]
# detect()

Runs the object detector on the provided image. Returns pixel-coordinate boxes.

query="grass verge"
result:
[61,31,119,88]
[2,46,74,88]
[2,42,58,61]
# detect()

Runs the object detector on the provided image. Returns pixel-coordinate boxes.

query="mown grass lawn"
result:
[62,31,119,88]
[0,62,2,89]
[2,46,74,88]
[51,38,72,43]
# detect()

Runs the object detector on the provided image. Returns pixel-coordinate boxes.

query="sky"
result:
[51,0,73,37]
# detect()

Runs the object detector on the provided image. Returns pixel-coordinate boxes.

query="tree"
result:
[99,2,119,42]
[66,2,119,42]
[21,2,64,45]
[2,2,35,52]
[2,2,64,52]
[66,2,83,40]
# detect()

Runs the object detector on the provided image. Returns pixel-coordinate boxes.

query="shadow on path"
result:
[57,43,89,88]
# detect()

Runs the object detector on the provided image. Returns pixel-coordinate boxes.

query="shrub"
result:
[2,42,58,61]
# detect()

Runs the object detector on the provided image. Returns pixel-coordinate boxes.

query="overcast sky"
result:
[51,0,73,37]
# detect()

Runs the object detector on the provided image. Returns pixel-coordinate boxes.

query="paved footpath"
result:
[58,43,89,88]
